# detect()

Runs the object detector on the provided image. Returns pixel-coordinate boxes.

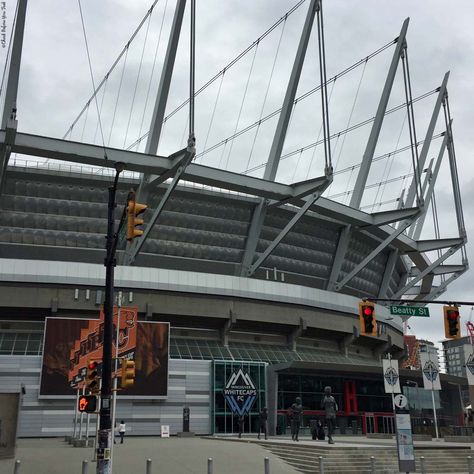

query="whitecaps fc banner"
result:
[382,358,401,394]
[419,351,441,390]
[223,369,257,416]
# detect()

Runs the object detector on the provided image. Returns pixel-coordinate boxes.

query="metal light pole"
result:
[97,162,124,474]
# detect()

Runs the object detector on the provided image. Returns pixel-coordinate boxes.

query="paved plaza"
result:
[2,435,474,473]
[0,436,299,474]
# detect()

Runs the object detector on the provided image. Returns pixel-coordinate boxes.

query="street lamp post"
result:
[97,162,124,474]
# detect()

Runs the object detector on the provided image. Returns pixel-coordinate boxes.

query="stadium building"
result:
[0,0,469,437]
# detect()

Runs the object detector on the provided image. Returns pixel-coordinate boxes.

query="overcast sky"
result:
[1,0,474,349]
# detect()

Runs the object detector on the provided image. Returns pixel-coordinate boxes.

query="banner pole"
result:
[431,388,439,439]
[73,388,79,439]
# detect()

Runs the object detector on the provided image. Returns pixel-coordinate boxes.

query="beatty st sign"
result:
[390,305,430,317]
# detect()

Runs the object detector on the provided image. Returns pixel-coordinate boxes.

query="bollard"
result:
[319,455,324,474]
[146,458,152,474]
[82,459,88,474]
[370,456,375,474]
[207,457,213,474]
[420,455,426,474]
[13,460,21,474]
[264,456,270,474]
[468,455,473,474]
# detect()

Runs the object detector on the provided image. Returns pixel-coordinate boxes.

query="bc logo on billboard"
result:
[223,369,257,416]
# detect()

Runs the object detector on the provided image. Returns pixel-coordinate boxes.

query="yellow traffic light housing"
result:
[127,195,147,241]
[444,305,460,339]
[121,358,135,389]
[86,360,100,392]
[359,301,377,336]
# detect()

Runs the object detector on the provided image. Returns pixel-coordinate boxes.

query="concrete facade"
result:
[0,356,211,437]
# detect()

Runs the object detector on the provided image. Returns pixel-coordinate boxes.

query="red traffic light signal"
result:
[78,395,97,413]
[359,301,377,336]
[444,305,460,339]
[86,360,100,392]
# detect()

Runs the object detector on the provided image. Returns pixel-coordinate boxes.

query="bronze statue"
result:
[321,386,337,444]
[289,397,303,442]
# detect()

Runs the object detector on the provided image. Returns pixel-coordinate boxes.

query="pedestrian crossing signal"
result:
[78,395,97,413]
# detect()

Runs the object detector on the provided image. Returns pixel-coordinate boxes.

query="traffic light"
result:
[359,301,377,336]
[444,305,460,339]
[121,358,135,389]
[86,360,100,392]
[127,193,147,241]
[78,395,97,413]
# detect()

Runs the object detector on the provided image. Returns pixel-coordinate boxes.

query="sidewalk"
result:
[213,433,474,449]
[0,437,300,474]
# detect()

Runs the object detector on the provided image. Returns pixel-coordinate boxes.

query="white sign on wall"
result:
[161,425,170,438]
[419,352,441,391]
[382,358,401,394]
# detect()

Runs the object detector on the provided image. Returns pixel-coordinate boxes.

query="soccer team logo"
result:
[223,369,257,416]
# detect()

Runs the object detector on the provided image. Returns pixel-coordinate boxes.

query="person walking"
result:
[258,407,268,440]
[118,420,126,444]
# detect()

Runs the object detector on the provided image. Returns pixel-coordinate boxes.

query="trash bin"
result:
[351,420,358,435]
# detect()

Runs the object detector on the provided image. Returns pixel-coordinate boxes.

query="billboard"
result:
[40,310,169,397]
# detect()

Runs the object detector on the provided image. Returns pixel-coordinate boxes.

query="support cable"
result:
[222,43,259,170]
[304,80,335,179]
[243,88,437,175]
[80,101,90,142]
[123,10,153,149]
[329,171,414,201]
[93,78,108,144]
[245,17,287,172]
[201,71,225,160]
[161,1,305,126]
[136,0,169,151]
[332,60,367,174]
[127,35,396,154]
[77,0,108,161]
[372,113,407,211]
[401,47,422,206]
[333,133,442,178]
[108,46,129,146]
[63,0,160,139]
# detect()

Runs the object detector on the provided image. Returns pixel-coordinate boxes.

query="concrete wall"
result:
[0,356,211,437]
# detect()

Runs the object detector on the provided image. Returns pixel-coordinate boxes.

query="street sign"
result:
[390,305,430,317]
[394,394,408,409]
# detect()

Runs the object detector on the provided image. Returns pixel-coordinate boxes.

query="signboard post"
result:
[420,351,441,439]
[389,306,430,317]
[394,394,416,473]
